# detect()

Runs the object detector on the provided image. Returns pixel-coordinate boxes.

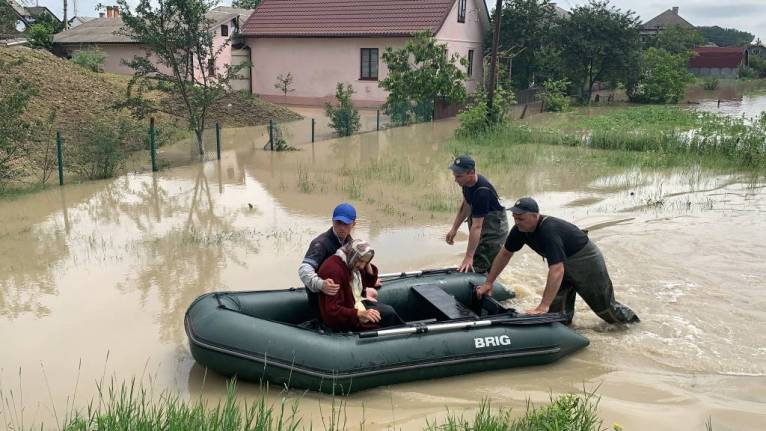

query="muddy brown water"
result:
[1,112,765,430]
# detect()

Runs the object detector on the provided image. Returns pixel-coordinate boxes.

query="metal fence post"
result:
[56,130,64,186]
[215,121,221,160]
[149,117,158,172]
[376,109,380,131]
[269,119,274,150]
[311,118,315,143]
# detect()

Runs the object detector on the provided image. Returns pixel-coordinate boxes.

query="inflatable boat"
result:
[185,268,589,393]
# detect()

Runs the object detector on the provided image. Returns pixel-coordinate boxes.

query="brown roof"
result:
[642,8,693,30]
[241,0,458,37]
[53,6,253,44]
[689,47,745,68]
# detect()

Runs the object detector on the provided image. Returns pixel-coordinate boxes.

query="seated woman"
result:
[317,239,403,332]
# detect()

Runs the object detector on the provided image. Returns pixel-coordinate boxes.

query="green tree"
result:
[698,26,754,47]
[627,47,693,104]
[538,78,571,111]
[0,59,36,188]
[231,0,261,9]
[648,25,704,54]
[555,0,640,103]
[325,83,360,137]
[117,0,245,155]
[26,14,63,51]
[379,31,467,125]
[491,0,558,89]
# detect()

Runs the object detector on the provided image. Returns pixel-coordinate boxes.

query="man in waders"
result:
[446,155,509,273]
[476,197,639,325]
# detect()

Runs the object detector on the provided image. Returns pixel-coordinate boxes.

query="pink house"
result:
[53,5,253,90]
[240,0,490,108]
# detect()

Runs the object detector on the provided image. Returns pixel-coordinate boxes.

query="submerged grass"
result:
[454,105,766,173]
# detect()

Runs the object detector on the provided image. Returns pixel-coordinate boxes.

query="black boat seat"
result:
[412,285,478,320]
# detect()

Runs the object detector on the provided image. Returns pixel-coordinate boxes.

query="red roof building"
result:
[240,0,490,107]
[688,47,746,79]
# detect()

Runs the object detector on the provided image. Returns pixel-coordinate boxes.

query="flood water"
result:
[1,114,765,430]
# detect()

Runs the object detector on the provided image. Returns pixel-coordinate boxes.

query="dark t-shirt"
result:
[462,174,504,218]
[302,227,351,270]
[504,216,588,266]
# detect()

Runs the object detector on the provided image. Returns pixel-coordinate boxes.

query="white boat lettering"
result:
[474,335,511,348]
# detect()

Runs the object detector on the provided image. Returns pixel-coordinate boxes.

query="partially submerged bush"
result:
[538,79,571,112]
[455,87,515,137]
[69,118,145,179]
[702,77,719,91]
[325,83,360,137]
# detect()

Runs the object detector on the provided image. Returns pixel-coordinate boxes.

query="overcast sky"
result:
[25,0,766,41]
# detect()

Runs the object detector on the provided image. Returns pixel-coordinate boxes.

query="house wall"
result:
[247,37,408,107]
[58,43,167,75]
[689,67,739,79]
[435,0,486,93]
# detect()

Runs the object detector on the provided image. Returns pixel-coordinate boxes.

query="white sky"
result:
[23,0,766,42]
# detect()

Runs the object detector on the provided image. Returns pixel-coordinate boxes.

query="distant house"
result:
[747,41,766,62]
[240,0,490,108]
[549,2,570,19]
[52,5,252,90]
[3,0,61,32]
[640,6,694,41]
[688,47,746,79]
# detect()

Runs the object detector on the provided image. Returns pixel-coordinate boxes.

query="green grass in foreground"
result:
[453,105,766,173]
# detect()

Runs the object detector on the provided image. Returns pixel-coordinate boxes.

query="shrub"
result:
[0,59,36,189]
[627,47,693,104]
[325,83,360,137]
[702,77,719,90]
[69,118,144,179]
[71,49,107,72]
[455,87,515,137]
[538,79,571,112]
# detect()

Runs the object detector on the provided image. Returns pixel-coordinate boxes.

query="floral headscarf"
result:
[338,239,375,269]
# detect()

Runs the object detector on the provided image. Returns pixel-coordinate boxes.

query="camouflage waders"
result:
[468,210,509,274]
[551,240,639,325]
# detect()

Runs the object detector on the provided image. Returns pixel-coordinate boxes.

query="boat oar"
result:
[358,313,567,339]
[379,266,459,280]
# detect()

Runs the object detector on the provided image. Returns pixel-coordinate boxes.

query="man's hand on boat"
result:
[475,282,493,299]
[321,278,340,296]
[526,303,550,315]
[358,308,381,323]
[458,255,474,272]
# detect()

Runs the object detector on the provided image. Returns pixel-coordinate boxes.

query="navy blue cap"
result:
[332,203,357,224]
[510,197,539,214]
[448,155,476,173]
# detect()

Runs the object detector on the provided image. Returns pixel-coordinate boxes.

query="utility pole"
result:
[485,0,503,121]
[62,0,68,29]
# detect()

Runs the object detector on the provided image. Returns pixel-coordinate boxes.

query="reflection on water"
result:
[687,83,766,120]
[1,119,765,430]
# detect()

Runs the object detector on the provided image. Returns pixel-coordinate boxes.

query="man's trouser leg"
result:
[549,280,577,325]
[469,210,509,274]
[562,241,640,324]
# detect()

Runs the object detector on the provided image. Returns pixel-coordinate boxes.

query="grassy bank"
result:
[0,379,622,431]
[452,105,766,173]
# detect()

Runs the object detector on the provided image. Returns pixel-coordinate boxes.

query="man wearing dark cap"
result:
[299,203,361,312]
[446,155,509,273]
[476,197,639,325]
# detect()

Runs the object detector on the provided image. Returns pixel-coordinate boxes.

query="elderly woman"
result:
[317,239,403,331]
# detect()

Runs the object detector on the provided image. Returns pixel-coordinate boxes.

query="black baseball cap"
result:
[448,155,476,173]
[510,197,539,214]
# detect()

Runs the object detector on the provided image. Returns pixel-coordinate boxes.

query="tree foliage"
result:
[0,1,20,39]
[698,26,754,47]
[555,0,640,103]
[231,0,261,9]
[647,25,704,54]
[27,14,63,51]
[274,72,294,98]
[325,83,360,137]
[116,0,244,155]
[492,0,558,89]
[627,47,693,104]
[539,78,571,111]
[379,31,467,125]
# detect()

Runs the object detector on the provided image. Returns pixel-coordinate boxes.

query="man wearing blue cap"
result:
[298,203,359,312]
[446,155,509,273]
[476,197,639,325]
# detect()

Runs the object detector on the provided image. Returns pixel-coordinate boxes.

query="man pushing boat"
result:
[476,197,639,325]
